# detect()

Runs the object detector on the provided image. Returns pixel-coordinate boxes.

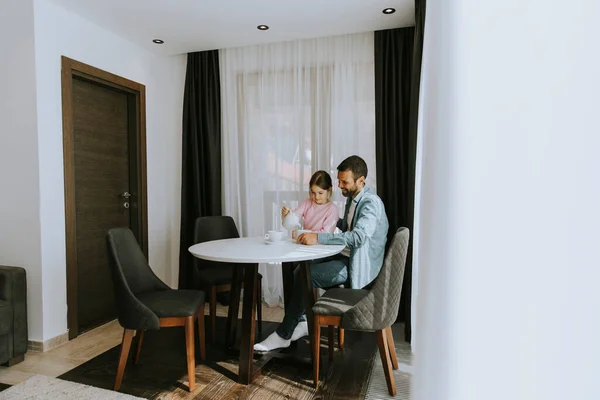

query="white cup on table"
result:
[264,230,284,242]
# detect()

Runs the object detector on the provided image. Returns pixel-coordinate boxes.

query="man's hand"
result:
[297,232,318,245]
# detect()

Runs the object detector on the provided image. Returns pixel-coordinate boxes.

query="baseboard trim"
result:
[27,331,69,352]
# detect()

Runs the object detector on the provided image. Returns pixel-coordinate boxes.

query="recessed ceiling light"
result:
[382,8,396,14]
[152,39,164,44]
[257,25,269,31]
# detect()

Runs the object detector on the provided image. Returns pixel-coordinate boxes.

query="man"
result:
[254,155,389,352]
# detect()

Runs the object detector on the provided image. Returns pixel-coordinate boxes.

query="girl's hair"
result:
[309,170,333,191]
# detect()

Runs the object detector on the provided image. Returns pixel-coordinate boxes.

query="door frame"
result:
[61,56,148,339]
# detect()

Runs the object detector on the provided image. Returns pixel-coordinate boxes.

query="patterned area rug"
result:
[58,317,379,399]
[0,374,143,399]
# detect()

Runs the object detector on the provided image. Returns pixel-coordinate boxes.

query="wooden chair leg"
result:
[210,286,217,344]
[134,330,145,365]
[328,325,335,362]
[313,315,321,387]
[185,316,196,392]
[256,276,263,334]
[338,327,345,349]
[376,329,396,396]
[385,326,399,370]
[197,309,206,361]
[114,329,135,391]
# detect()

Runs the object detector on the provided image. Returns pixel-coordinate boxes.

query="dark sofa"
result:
[0,265,27,366]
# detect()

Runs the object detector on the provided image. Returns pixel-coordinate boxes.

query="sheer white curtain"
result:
[220,32,376,307]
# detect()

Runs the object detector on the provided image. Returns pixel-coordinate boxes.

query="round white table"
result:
[189,236,345,264]
[188,236,345,385]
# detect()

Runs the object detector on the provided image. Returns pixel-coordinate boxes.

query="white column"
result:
[0,0,44,341]
[413,1,600,399]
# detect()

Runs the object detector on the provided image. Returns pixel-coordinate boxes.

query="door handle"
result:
[121,192,132,199]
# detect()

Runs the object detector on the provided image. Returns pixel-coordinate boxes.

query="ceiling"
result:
[47,0,415,55]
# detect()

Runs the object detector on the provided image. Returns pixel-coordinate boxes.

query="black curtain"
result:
[178,51,222,289]
[375,0,426,343]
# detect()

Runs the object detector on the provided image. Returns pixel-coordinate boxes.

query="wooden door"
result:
[72,77,131,333]
[62,57,148,338]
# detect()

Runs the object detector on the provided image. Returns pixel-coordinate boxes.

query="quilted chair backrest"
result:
[342,227,410,331]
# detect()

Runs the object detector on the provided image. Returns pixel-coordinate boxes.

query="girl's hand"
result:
[281,206,291,219]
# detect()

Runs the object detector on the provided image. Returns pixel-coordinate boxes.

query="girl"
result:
[282,170,339,237]
[255,170,339,353]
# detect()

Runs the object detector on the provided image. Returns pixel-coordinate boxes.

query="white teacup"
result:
[293,229,312,239]
[265,230,284,242]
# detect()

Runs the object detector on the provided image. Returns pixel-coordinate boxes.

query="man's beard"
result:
[341,187,357,198]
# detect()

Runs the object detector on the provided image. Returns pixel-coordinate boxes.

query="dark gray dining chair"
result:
[193,216,262,343]
[106,228,206,392]
[311,227,409,396]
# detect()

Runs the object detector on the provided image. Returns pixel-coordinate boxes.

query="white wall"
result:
[413,0,600,399]
[0,0,186,342]
[0,0,44,341]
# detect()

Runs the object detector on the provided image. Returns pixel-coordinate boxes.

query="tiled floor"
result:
[0,302,284,386]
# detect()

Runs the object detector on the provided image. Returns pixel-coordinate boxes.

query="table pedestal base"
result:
[226,261,317,385]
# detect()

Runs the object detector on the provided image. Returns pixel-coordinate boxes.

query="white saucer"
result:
[264,240,286,245]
